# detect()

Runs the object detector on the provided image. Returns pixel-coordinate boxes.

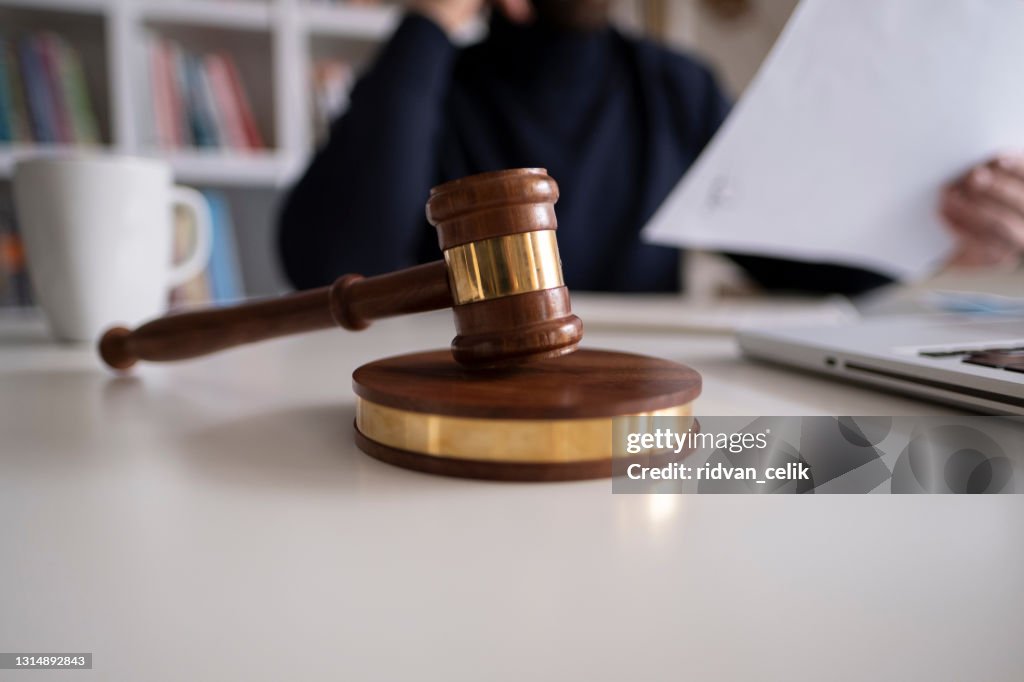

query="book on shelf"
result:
[0,32,100,145]
[52,35,100,144]
[0,42,12,143]
[204,191,245,304]
[184,52,220,149]
[148,38,266,153]
[18,37,56,142]
[149,38,175,149]
[0,195,32,308]
[170,190,245,308]
[311,58,354,146]
[205,54,247,150]
[1,39,32,143]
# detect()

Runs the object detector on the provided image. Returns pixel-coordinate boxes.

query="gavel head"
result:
[426,168,584,367]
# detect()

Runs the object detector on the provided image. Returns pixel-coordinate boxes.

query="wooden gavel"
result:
[98,168,584,370]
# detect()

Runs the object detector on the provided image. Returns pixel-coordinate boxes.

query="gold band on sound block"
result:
[356,399,694,463]
[444,230,565,305]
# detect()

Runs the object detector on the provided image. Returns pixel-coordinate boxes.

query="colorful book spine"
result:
[2,33,101,146]
[4,39,32,143]
[167,41,191,148]
[169,193,245,307]
[202,190,245,303]
[197,54,228,150]
[36,34,74,143]
[220,55,264,149]
[4,39,33,143]
[0,38,12,143]
[204,53,247,150]
[0,202,33,308]
[55,34,100,145]
[144,39,267,152]
[183,53,219,148]
[19,38,57,143]
[148,38,186,150]
[149,39,173,148]
[0,214,13,306]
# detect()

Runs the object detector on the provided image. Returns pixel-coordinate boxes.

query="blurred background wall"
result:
[665,0,799,95]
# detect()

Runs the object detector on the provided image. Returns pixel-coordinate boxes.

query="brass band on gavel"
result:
[444,230,565,305]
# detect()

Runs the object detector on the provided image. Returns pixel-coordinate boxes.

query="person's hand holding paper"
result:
[943,152,1024,267]
[643,0,1024,281]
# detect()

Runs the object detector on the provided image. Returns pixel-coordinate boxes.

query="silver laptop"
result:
[738,316,1024,415]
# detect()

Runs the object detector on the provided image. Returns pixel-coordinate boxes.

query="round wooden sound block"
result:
[352,349,702,481]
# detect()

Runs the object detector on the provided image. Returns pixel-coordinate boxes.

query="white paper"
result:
[643,0,1024,280]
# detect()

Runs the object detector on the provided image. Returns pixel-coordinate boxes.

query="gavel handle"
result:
[99,260,454,370]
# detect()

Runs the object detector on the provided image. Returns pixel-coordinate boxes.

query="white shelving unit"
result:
[0,0,401,187]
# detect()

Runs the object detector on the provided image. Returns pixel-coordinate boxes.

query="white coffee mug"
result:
[13,156,212,342]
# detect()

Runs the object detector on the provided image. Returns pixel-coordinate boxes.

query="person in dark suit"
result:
[279,0,1024,293]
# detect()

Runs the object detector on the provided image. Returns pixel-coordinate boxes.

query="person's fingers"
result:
[940,189,988,240]
[492,0,533,23]
[992,151,1024,183]
[941,188,981,237]
[964,165,1024,220]
[939,154,1024,268]
[942,186,1024,250]
[942,192,1019,267]
[947,239,1017,268]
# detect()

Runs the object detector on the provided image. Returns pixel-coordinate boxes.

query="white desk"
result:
[1,298,1021,682]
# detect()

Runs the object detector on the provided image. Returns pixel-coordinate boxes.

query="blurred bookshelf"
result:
[0,0,649,299]
[0,0,401,188]
[0,0,402,297]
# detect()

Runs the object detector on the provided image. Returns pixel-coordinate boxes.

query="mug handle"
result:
[167,186,213,288]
